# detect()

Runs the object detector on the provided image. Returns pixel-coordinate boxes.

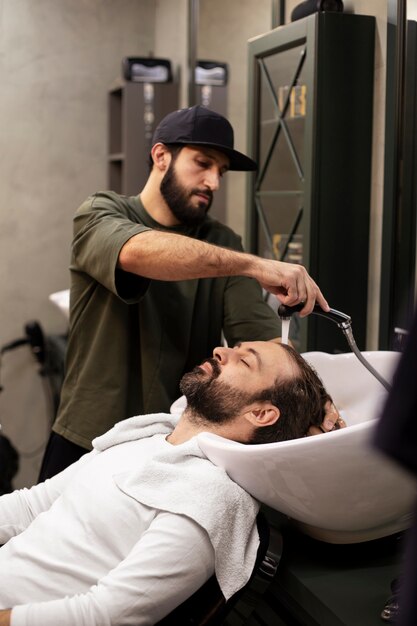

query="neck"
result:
[167,409,250,445]
[167,409,206,445]
[140,173,180,227]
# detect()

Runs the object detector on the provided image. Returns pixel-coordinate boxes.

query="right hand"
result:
[254,259,329,317]
[308,400,346,436]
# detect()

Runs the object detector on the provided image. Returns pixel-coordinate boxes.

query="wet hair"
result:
[148,143,183,172]
[249,344,332,444]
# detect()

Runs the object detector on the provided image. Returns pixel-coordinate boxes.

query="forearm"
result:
[5,513,214,626]
[0,609,11,626]
[0,488,47,543]
[0,453,94,544]
[118,229,328,314]
[118,229,257,281]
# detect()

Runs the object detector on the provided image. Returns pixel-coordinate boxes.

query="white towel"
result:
[93,413,260,600]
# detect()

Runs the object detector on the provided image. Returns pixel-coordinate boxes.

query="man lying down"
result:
[0,341,342,626]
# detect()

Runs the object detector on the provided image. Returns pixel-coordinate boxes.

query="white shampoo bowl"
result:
[49,289,70,320]
[193,351,417,544]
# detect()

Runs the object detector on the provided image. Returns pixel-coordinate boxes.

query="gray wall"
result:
[0,0,155,487]
[0,0,391,488]
[198,0,272,237]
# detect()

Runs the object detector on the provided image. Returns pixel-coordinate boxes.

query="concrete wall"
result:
[0,0,155,487]
[154,0,189,107]
[152,0,273,234]
[198,0,272,237]
[0,0,394,488]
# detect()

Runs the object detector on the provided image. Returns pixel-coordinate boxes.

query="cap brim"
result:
[170,141,257,171]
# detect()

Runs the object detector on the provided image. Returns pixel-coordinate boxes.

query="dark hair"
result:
[148,143,184,172]
[249,344,331,444]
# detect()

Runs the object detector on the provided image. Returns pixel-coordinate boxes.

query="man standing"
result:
[1,341,327,626]
[39,105,329,480]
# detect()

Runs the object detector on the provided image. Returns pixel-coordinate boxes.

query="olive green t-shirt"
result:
[53,191,281,449]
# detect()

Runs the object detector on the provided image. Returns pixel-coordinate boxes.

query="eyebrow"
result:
[235,343,262,369]
[197,147,230,172]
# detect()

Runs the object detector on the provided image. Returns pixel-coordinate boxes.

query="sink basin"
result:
[184,351,417,543]
[49,289,70,320]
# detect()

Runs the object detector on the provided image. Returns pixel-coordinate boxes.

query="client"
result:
[0,341,332,626]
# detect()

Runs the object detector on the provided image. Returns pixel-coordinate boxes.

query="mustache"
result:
[200,357,221,379]
[191,188,213,202]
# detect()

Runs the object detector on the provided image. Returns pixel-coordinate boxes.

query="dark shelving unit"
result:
[246,13,375,352]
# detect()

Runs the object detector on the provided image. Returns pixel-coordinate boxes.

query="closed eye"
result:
[241,359,250,368]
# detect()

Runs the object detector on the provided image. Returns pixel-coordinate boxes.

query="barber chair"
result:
[156,511,273,626]
[0,434,19,495]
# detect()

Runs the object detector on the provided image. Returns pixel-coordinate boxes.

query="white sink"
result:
[49,289,70,320]
[191,351,417,544]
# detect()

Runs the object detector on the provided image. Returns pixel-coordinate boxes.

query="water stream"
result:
[281,318,290,345]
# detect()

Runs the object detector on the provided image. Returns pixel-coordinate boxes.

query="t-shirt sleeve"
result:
[71,194,152,302]
[203,224,281,345]
[222,274,282,346]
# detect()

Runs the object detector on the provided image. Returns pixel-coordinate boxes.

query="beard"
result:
[179,358,255,424]
[160,161,213,227]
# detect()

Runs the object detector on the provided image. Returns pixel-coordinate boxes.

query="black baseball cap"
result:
[152,105,257,172]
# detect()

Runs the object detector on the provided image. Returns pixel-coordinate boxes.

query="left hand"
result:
[308,400,346,436]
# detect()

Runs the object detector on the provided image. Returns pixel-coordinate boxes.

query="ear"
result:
[244,402,280,428]
[151,143,171,172]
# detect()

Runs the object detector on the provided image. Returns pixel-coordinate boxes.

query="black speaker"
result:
[291,0,344,22]
[195,60,228,86]
[122,57,173,83]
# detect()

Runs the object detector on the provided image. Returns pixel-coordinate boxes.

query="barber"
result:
[39,105,331,481]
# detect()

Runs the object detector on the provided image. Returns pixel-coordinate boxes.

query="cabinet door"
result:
[247,14,375,352]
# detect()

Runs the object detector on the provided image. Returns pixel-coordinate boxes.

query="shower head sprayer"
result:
[277,303,391,391]
[277,303,352,329]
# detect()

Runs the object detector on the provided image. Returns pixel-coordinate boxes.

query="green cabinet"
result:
[246,12,375,352]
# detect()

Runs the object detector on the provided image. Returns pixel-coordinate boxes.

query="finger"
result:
[281,273,299,304]
[278,288,299,306]
[321,401,341,431]
[322,415,339,431]
[285,267,328,317]
[299,280,329,316]
[315,286,330,312]
[324,414,347,431]
[308,425,324,436]
[297,276,320,317]
[298,287,315,316]
[274,263,303,304]
[309,420,346,436]
[295,274,308,308]
[286,266,317,316]
[261,285,287,298]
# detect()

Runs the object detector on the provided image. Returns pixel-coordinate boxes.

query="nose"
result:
[213,346,236,364]
[204,168,221,192]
